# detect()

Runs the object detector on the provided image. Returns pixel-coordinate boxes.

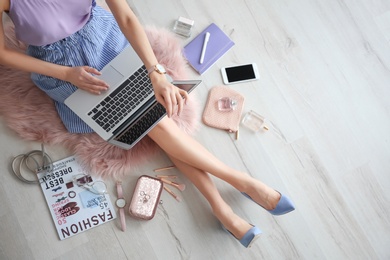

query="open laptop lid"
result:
[172,79,201,94]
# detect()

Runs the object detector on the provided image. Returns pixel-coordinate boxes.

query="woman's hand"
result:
[65,66,109,95]
[150,72,188,117]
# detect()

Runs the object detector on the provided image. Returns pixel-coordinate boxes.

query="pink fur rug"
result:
[0,24,199,179]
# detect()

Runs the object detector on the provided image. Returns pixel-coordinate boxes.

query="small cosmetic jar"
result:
[173,16,195,37]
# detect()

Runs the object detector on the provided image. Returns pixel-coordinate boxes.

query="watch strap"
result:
[147,65,156,75]
[116,181,126,232]
[147,64,166,75]
[117,181,124,198]
[119,208,126,232]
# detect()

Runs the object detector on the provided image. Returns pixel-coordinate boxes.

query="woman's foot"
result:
[241,178,295,215]
[242,179,282,210]
[213,205,253,240]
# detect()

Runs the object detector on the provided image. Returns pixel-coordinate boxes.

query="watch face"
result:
[156,64,166,74]
[116,198,126,208]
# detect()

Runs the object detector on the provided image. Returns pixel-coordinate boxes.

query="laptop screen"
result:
[173,80,201,94]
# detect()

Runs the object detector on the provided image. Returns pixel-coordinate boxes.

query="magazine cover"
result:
[38,156,116,240]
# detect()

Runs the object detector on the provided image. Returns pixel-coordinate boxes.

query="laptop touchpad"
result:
[101,65,124,87]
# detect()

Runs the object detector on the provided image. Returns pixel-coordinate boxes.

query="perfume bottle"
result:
[241,110,287,142]
[217,97,238,111]
[241,110,269,132]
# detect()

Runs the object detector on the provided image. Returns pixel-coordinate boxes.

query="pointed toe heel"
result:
[222,225,262,248]
[242,191,295,216]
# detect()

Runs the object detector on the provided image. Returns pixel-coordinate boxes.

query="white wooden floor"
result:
[1,0,390,259]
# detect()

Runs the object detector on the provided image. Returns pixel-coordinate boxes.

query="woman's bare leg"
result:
[148,117,280,210]
[168,155,253,239]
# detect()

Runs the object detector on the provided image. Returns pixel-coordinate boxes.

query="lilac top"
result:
[8,0,95,46]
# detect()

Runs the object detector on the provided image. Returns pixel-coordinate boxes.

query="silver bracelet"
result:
[11,144,54,184]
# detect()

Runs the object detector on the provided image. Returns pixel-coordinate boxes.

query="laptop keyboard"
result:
[114,102,166,145]
[87,66,153,132]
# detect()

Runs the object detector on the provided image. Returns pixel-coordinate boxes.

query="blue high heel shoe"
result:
[222,225,262,248]
[242,191,295,215]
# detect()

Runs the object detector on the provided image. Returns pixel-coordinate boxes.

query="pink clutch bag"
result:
[128,175,163,220]
[202,86,245,134]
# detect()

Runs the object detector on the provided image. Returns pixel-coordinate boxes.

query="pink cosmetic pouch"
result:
[202,86,245,134]
[128,175,163,220]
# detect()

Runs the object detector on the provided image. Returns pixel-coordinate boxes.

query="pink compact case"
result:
[128,175,163,220]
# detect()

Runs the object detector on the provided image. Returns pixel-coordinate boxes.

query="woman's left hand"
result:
[150,73,188,117]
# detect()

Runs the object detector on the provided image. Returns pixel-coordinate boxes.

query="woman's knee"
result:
[149,117,177,136]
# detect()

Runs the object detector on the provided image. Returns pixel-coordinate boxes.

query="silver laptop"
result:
[65,45,201,150]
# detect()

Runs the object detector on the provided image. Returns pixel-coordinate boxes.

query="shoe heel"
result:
[222,224,262,248]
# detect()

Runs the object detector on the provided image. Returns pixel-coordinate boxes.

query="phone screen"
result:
[225,64,256,83]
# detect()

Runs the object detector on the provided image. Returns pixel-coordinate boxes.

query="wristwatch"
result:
[115,181,126,232]
[147,64,166,75]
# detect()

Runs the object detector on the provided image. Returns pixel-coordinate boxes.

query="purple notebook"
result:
[184,23,234,74]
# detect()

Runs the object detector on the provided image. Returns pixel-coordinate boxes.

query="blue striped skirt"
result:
[27,5,129,133]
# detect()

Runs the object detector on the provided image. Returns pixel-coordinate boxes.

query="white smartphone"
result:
[221,63,260,85]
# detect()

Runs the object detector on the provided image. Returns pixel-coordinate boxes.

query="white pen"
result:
[199,32,210,64]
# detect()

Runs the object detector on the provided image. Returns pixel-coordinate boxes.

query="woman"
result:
[0,0,294,248]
